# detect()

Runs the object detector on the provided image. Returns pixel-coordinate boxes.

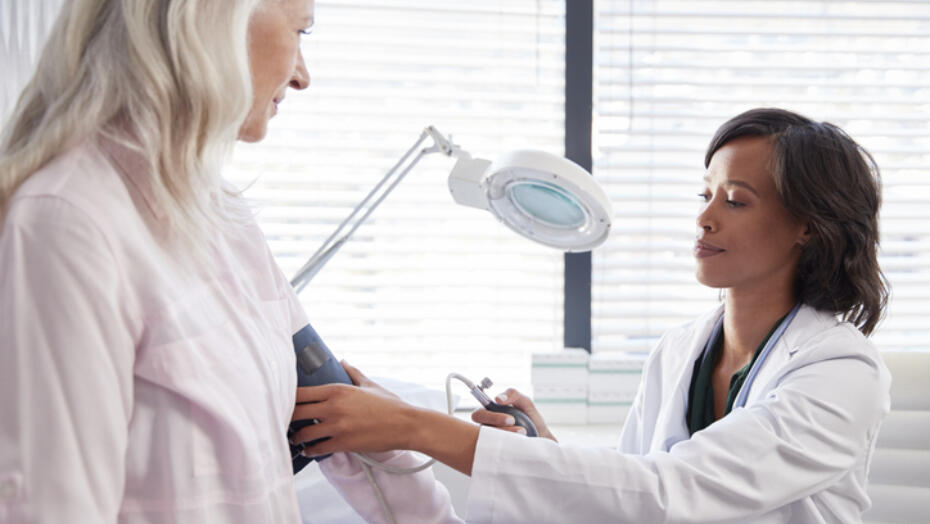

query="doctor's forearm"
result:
[406,408,480,476]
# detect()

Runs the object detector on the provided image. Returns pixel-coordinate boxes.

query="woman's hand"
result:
[290,361,420,455]
[470,388,557,442]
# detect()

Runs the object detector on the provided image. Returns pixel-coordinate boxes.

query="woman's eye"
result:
[299,28,313,36]
[697,191,744,208]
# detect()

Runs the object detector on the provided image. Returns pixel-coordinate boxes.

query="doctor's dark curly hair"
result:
[705,108,888,336]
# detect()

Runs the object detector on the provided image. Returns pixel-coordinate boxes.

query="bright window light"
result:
[592,0,930,353]
[227,0,568,392]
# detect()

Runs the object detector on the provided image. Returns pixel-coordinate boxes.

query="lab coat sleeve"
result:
[617,339,660,454]
[0,197,135,523]
[466,350,888,524]
[319,451,463,524]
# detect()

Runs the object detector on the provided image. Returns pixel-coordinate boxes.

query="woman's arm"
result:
[467,350,890,523]
[289,365,597,477]
[294,363,469,523]
[317,447,465,524]
[0,197,135,523]
[293,350,888,523]
[291,363,480,475]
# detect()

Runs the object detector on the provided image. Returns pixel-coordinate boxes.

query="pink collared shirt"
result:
[0,140,459,524]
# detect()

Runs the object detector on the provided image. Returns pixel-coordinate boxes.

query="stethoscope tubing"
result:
[703,302,803,410]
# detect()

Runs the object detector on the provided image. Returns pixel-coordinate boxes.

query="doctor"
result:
[292,108,892,523]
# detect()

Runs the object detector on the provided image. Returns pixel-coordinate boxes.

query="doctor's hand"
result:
[290,361,422,455]
[471,388,557,442]
[340,360,400,400]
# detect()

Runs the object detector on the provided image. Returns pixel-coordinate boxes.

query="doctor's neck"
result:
[722,283,797,360]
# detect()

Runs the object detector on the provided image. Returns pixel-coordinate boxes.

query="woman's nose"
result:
[291,48,310,90]
[697,203,716,233]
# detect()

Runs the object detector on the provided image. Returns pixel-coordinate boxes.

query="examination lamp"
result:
[290,126,613,293]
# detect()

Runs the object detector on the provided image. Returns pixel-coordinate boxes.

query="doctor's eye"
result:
[697,191,711,203]
[725,200,746,208]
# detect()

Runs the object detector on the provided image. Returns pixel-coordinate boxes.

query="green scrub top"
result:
[686,313,787,435]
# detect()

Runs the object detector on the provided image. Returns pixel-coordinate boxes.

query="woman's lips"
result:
[694,240,725,258]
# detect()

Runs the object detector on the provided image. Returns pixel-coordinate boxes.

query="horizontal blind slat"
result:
[226,0,567,391]
[592,0,930,353]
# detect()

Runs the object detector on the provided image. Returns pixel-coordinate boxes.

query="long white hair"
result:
[0,0,262,247]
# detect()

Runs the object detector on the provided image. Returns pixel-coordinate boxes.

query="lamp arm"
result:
[290,126,465,293]
[296,129,430,276]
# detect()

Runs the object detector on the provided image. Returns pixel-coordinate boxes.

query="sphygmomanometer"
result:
[283,128,608,522]
[288,323,537,523]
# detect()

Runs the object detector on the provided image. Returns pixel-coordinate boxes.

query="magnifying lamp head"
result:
[448,150,612,252]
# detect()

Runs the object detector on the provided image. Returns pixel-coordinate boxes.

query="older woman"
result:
[0,1,458,522]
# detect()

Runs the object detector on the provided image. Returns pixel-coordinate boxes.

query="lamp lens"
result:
[508,181,586,229]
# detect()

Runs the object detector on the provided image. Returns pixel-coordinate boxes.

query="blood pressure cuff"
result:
[289,323,353,473]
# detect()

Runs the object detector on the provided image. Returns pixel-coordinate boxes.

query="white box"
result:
[531,349,589,387]
[533,384,588,424]
[587,352,645,397]
[587,389,633,424]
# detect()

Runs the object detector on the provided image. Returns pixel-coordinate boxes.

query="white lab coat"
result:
[466,304,891,523]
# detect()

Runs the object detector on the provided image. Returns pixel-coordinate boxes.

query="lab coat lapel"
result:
[738,305,838,407]
[654,305,723,452]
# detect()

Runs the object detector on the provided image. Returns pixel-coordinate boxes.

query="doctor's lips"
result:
[694,240,725,258]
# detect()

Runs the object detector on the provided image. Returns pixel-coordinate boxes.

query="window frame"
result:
[563,0,595,352]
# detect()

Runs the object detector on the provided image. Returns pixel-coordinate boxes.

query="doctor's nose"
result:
[697,206,717,234]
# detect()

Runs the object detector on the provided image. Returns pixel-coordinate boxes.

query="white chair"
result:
[863,351,930,524]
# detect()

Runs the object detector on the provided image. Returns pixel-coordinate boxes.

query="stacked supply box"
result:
[531,348,589,424]
[587,352,647,424]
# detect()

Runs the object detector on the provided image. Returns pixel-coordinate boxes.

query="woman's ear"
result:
[797,223,812,247]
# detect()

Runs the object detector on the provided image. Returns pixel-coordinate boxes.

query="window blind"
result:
[227,0,567,391]
[0,0,64,121]
[592,1,930,353]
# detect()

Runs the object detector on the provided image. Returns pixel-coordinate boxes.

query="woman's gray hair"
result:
[0,0,264,247]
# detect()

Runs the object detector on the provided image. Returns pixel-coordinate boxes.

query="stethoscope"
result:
[699,302,803,409]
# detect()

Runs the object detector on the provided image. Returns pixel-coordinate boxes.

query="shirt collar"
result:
[99,136,166,221]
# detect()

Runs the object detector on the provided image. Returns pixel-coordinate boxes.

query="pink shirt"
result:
[0,140,459,523]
